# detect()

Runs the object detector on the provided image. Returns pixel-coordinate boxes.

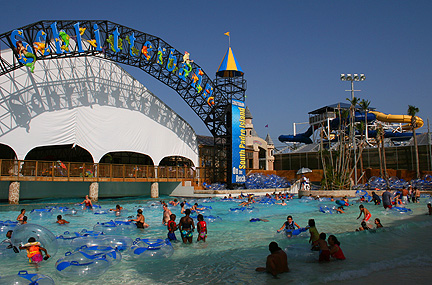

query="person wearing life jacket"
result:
[197,214,207,242]
[19,237,50,263]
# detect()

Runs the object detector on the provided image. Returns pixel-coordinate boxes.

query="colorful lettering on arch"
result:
[141,41,152,60]
[33,30,50,56]
[10,29,36,73]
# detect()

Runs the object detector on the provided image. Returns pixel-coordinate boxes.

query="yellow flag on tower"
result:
[224,32,230,37]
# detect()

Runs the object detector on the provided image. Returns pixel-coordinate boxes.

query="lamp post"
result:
[340,73,365,186]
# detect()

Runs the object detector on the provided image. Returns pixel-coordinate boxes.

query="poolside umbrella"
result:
[297,167,312,175]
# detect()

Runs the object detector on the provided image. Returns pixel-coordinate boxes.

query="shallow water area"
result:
[0,195,432,284]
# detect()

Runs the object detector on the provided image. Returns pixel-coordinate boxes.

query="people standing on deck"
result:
[414,187,421,203]
[162,203,172,225]
[402,186,409,204]
[178,209,195,244]
[80,195,93,209]
[357,205,371,222]
[382,189,392,209]
[256,241,289,277]
[129,209,149,228]
[17,209,25,223]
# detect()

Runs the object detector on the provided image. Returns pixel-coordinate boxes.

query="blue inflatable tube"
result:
[319,206,333,214]
[131,238,174,259]
[336,200,349,207]
[0,271,54,284]
[284,227,308,236]
[55,250,111,278]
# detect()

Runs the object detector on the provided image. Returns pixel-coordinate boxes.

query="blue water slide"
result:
[278,126,315,144]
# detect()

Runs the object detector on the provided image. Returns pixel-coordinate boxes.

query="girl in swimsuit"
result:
[328,235,346,260]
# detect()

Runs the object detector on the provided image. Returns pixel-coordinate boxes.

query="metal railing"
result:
[0,159,196,182]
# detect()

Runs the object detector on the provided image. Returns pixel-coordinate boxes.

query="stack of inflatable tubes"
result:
[93,220,135,234]
[0,270,54,285]
[10,223,59,257]
[282,228,308,236]
[131,238,174,259]
[229,207,259,213]
[55,250,112,278]
[68,235,133,252]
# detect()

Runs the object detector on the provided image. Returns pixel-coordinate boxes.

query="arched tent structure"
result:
[0,49,198,167]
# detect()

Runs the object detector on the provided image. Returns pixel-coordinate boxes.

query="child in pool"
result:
[197,214,207,242]
[374,218,383,228]
[167,214,178,241]
[277,216,300,233]
[317,233,330,262]
[56,215,69,224]
[308,219,320,250]
[356,205,371,222]
[328,235,345,260]
[19,237,50,264]
[335,206,345,214]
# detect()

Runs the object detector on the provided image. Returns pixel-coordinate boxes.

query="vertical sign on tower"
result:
[232,99,246,183]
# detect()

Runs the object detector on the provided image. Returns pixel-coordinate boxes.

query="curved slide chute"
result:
[369,111,423,130]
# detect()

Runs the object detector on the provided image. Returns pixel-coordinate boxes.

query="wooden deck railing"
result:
[0,159,197,183]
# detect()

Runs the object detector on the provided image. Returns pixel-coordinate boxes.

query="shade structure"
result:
[297,167,312,175]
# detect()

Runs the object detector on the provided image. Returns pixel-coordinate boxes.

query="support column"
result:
[151,182,159,198]
[89,182,99,202]
[8,181,20,204]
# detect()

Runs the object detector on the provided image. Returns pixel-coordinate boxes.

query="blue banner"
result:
[231,99,246,183]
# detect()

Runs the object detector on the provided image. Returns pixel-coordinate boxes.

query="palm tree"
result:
[358,99,371,183]
[408,105,420,178]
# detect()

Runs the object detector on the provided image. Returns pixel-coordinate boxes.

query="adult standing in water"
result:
[256,241,289,277]
[162,203,172,225]
[382,189,392,209]
[129,209,149,228]
[80,195,93,209]
[178,209,194,244]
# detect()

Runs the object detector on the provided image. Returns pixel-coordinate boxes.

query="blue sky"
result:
[1,0,431,147]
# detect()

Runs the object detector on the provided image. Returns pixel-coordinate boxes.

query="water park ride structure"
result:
[279,102,423,147]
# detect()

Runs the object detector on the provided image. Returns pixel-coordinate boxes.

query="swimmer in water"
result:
[374,218,383,228]
[256,241,289,277]
[80,195,93,209]
[56,215,69,224]
[277,216,300,233]
[19,237,50,264]
[17,209,25,223]
[276,200,287,206]
[250,218,269,222]
[109,205,123,216]
[356,205,371,222]
[356,221,372,231]
[129,209,149,228]
[335,206,345,214]
[427,203,432,215]
[317,232,330,262]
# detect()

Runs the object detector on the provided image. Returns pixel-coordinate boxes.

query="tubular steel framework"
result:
[0,20,246,185]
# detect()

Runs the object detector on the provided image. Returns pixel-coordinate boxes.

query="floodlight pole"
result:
[340,74,365,186]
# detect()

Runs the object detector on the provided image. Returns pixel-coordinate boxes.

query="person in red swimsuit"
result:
[357,205,371,222]
[328,235,346,260]
[197,214,207,242]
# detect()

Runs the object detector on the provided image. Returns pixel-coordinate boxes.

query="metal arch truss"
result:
[0,20,246,183]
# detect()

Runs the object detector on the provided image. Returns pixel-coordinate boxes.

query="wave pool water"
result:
[1,195,432,284]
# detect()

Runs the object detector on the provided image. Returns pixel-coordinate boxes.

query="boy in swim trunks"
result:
[197,214,207,242]
[356,205,371,222]
[178,209,195,244]
[317,232,330,262]
[167,214,178,241]
[19,237,50,264]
